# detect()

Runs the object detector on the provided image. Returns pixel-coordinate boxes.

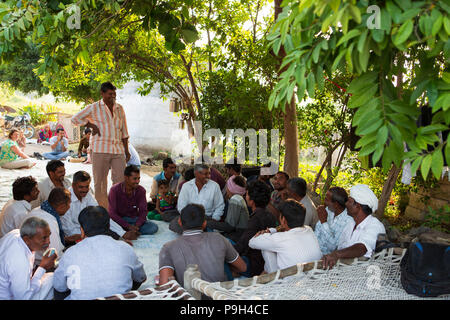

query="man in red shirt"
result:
[108,165,158,235]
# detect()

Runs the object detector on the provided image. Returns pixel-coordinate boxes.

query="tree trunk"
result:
[322,163,333,196]
[376,53,404,219]
[180,54,202,119]
[322,144,347,196]
[313,153,330,192]
[275,0,299,178]
[283,96,299,178]
[376,165,401,218]
[186,117,195,139]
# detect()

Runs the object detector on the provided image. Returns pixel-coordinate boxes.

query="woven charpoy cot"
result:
[189,248,450,300]
[97,280,194,300]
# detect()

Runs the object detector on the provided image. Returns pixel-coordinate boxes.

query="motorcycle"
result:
[0,112,36,139]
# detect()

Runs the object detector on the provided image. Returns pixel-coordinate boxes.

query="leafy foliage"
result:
[267,0,450,181]
[0,0,278,135]
[424,205,450,233]
[17,103,59,126]
[0,43,49,95]
[297,74,353,151]
[201,70,277,131]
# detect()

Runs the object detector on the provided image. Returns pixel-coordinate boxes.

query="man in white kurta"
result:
[61,187,126,239]
[249,199,322,273]
[53,206,146,300]
[0,218,56,300]
[31,160,72,209]
[0,199,32,238]
[322,184,386,269]
[0,176,40,237]
[28,208,65,265]
[176,165,225,221]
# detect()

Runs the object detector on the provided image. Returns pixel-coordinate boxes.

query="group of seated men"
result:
[0,157,386,299]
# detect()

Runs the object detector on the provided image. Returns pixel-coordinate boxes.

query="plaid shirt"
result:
[314,207,353,255]
[71,99,129,154]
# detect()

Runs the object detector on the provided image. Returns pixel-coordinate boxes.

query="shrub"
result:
[17,103,59,126]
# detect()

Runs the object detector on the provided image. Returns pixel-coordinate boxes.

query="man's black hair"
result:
[56,128,64,133]
[225,163,242,174]
[12,176,37,200]
[180,204,206,230]
[360,204,373,215]
[124,165,140,176]
[163,158,175,169]
[78,206,110,237]
[184,168,195,181]
[48,187,71,207]
[46,160,64,175]
[328,186,348,208]
[73,171,91,184]
[100,82,116,93]
[278,199,306,228]
[276,171,290,180]
[246,180,271,208]
[287,177,307,198]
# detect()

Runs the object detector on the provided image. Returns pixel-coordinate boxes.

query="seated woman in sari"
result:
[37,124,53,143]
[0,129,36,169]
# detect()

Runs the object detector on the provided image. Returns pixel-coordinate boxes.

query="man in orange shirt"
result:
[71,82,131,209]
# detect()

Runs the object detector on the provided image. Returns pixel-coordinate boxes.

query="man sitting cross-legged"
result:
[322,184,386,269]
[0,176,40,237]
[28,187,71,266]
[0,217,56,300]
[61,171,138,245]
[150,157,181,203]
[169,164,224,234]
[53,206,147,300]
[42,128,70,161]
[314,187,353,255]
[108,165,158,236]
[249,199,322,274]
[158,204,247,287]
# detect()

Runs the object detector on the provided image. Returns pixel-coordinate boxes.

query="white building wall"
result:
[116,81,190,153]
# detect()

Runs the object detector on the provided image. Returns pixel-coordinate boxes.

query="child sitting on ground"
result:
[147,180,175,221]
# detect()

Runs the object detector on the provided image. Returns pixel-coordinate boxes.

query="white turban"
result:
[349,184,378,213]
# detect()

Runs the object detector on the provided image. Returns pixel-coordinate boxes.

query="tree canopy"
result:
[0,0,279,139]
[268,0,449,182]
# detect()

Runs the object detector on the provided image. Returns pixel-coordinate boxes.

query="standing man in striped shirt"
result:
[71,82,131,209]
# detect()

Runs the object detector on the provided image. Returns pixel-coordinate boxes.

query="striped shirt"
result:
[71,100,129,154]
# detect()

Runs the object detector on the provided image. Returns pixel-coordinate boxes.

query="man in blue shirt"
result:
[314,187,352,255]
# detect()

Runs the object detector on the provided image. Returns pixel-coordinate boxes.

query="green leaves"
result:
[421,154,432,180]
[431,148,444,179]
[393,20,413,47]
[432,92,450,112]
[337,29,361,47]
[180,24,199,44]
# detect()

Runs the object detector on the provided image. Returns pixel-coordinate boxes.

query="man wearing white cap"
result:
[322,184,385,269]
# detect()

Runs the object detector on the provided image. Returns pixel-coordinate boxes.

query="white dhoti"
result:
[31,272,54,300]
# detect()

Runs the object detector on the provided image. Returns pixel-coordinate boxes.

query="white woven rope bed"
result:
[97,280,194,300]
[189,248,450,300]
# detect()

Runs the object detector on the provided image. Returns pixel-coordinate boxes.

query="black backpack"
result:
[400,241,450,297]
